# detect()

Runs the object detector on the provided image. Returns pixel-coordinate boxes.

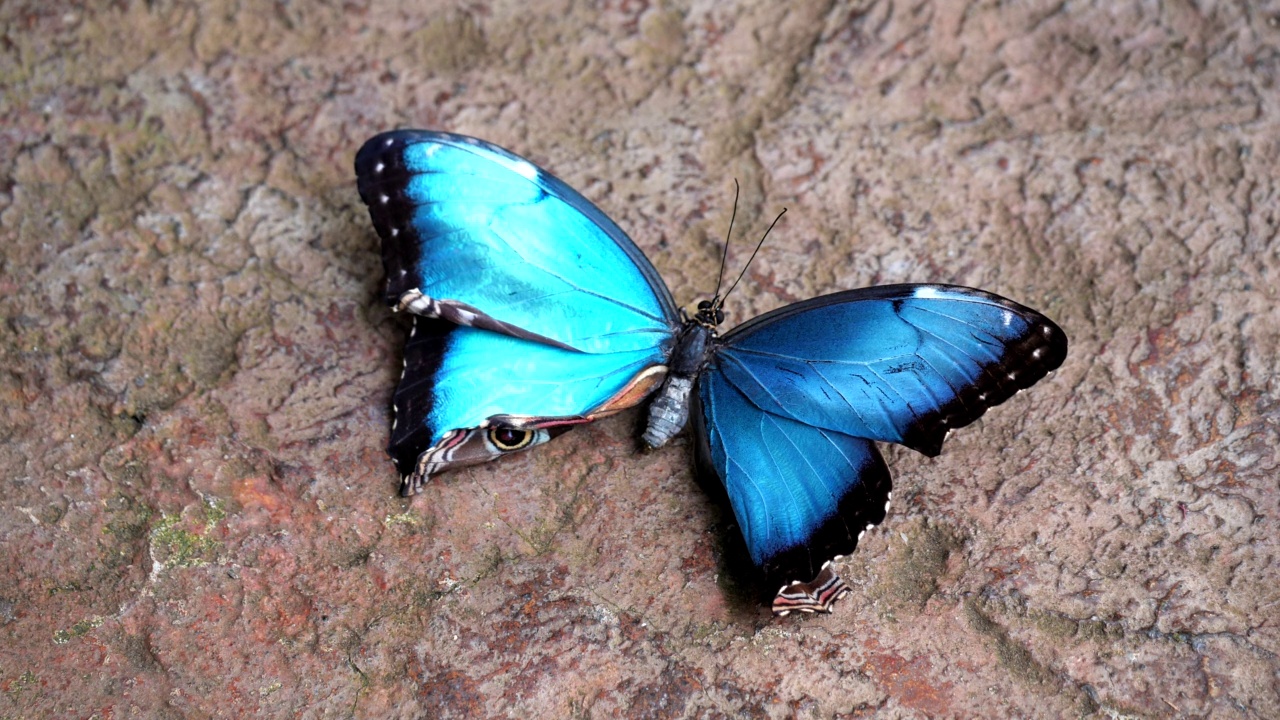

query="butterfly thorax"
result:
[641,312,717,449]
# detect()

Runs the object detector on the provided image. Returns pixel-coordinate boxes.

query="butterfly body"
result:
[355,130,1068,615]
[642,312,717,448]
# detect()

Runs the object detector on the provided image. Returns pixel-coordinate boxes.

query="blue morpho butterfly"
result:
[355,130,1068,615]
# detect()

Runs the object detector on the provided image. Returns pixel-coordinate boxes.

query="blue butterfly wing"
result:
[696,284,1067,611]
[391,317,667,483]
[693,370,892,612]
[356,130,679,354]
[356,131,679,490]
[713,284,1068,457]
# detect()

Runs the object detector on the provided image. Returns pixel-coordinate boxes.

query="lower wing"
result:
[694,370,893,614]
[392,317,667,495]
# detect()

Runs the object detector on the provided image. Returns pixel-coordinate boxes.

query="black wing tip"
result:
[355,131,406,196]
[354,130,434,176]
[387,440,425,489]
[354,131,431,307]
[1039,316,1070,371]
[901,312,1069,458]
[355,130,493,183]
[386,319,454,488]
[388,436,428,497]
[397,471,423,497]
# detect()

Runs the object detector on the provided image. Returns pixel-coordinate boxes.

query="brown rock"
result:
[2,1,1277,717]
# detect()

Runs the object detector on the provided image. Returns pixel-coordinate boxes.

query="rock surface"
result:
[2,0,1278,717]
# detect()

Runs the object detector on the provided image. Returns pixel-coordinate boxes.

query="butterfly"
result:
[354,130,1068,615]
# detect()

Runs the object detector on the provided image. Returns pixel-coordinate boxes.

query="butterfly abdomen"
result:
[642,322,714,448]
[642,376,693,448]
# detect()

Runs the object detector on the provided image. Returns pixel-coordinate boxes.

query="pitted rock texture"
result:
[2,1,1278,717]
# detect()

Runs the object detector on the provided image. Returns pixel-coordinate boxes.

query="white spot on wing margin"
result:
[912,286,948,300]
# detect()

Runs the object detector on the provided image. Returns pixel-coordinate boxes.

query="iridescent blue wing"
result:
[714,285,1068,456]
[357,130,679,354]
[355,131,680,493]
[696,284,1067,613]
[389,316,667,494]
[692,371,893,615]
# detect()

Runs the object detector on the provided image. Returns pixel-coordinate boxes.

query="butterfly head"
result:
[693,298,726,328]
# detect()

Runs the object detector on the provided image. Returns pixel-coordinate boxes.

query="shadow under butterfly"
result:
[354,130,1068,616]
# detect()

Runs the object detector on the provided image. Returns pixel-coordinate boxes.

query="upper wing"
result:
[356,130,680,354]
[713,284,1068,457]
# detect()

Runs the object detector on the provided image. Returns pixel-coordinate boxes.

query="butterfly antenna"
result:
[721,207,786,303]
[711,179,740,303]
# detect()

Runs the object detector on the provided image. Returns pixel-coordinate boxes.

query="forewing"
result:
[715,284,1068,457]
[695,283,1066,613]
[356,130,679,354]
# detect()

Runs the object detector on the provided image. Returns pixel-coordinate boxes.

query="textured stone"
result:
[2,0,1278,717]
